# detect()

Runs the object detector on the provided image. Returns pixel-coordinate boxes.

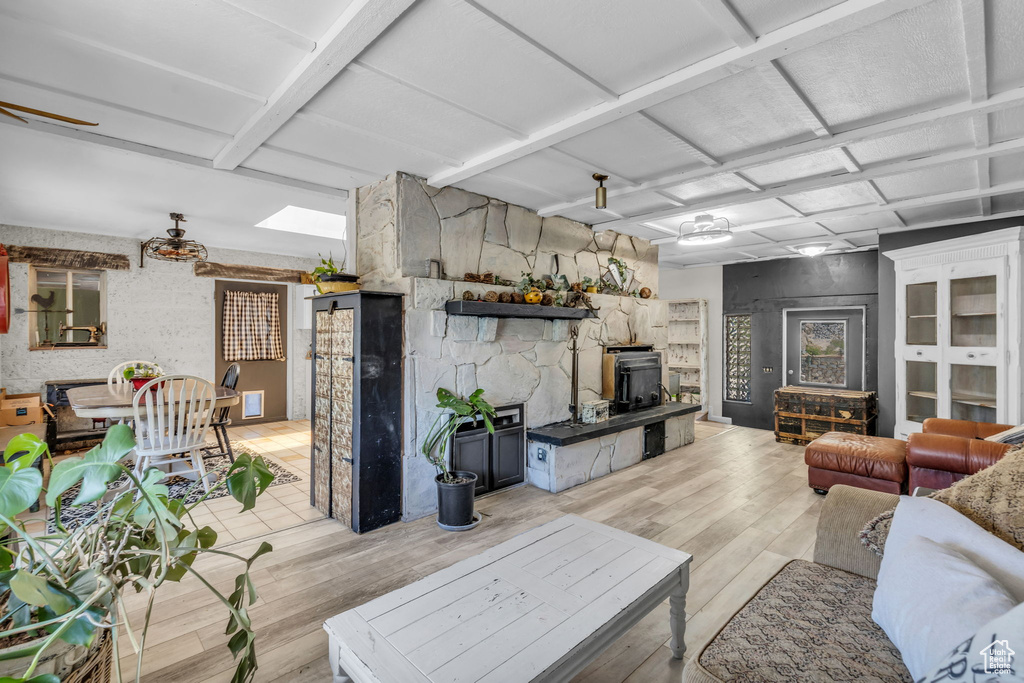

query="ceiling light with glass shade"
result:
[795,243,830,257]
[678,214,734,245]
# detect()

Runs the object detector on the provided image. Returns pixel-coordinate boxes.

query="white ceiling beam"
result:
[864,180,889,205]
[351,60,526,139]
[428,0,934,189]
[754,62,831,138]
[731,173,763,192]
[293,110,462,166]
[203,0,317,52]
[547,147,643,186]
[1,116,348,200]
[834,147,862,172]
[774,198,805,217]
[879,207,1024,235]
[0,8,266,102]
[213,0,419,170]
[594,133,1024,230]
[637,112,720,167]
[650,178,1024,242]
[537,83,1024,218]
[260,144,382,178]
[447,0,618,102]
[961,0,988,104]
[694,0,756,47]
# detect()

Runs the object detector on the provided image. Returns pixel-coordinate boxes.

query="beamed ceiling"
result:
[1,0,1022,264]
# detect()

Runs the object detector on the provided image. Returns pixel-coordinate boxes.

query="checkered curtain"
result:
[222,290,284,361]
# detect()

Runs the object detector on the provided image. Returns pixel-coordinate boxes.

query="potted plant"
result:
[0,424,276,682]
[122,362,163,392]
[312,253,359,294]
[581,276,598,294]
[420,388,496,530]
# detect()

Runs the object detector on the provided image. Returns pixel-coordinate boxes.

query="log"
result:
[193,262,306,283]
[7,245,130,271]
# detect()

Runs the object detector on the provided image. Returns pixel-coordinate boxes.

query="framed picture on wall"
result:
[242,390,265,419]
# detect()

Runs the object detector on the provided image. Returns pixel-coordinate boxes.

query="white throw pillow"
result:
[916,601,1024,683]
[872,497,1022,679]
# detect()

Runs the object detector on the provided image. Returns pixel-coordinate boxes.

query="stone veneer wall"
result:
[0,224,317,419]
[356,173,666,520]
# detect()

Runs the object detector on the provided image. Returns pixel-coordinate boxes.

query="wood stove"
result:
[602,348,664,414]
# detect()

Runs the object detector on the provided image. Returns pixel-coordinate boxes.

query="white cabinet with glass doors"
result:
[886,228,1023,439]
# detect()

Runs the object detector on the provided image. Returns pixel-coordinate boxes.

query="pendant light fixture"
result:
[140,213,208,267]
[678,214,734,244]
[593,173,609,210]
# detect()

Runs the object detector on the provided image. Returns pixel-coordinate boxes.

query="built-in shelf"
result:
[951,392,997,407]
[669,364,701,370]
[951,312,997,317]
[907,390,937,399]
[445,300,597,320]
[908,314,937,319]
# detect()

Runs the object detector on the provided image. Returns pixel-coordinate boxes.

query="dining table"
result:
[65,383,240,420]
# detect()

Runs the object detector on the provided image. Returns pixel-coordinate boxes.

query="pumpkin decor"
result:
[524,288,543,305]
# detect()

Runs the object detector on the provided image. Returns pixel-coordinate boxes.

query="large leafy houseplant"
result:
[0,424,275,683]
[420,389,496,484]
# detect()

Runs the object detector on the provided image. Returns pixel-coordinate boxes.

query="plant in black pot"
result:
[311,252,359,294]
[420,388,496,531]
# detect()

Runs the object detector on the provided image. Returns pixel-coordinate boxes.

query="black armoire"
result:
[310,291,403,533]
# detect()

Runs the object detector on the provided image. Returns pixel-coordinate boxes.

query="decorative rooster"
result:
[0,101,97,126]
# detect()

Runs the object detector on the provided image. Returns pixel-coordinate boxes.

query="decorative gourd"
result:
[524,288,543,304]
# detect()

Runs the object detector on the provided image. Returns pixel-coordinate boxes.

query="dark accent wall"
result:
[722,251,880,430]
[876,217,1023,436]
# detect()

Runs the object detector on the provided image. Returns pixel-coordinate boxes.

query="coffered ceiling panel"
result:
[899,198,981,224]
[660,174,753,203]
[987,0,1024,94]
[844,117,976,166]
[742,150,849,187]
[990,104,1024,143]
[873,161,977,201]
[225,0,358,39]
[821,212,905,234]
[991,192,1024,213]
[644,67,819,160]
[727,0,846,36]
[990,151,1024,185]
[469,0,733,95]
[357,0,605,133]
[776,0,968,131]
[752,223,832,241]
[782,183,880,214]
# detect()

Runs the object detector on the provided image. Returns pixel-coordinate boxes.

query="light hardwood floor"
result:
[122,421,819,682]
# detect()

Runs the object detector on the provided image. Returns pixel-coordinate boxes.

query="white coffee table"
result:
[323,514,691,683]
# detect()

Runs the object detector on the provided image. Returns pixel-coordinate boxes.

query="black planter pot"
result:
[319,273,359,283]
[436,471,478,530]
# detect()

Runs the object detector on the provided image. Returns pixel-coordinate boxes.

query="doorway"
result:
[214,280,289,424]
[783,307,865,391]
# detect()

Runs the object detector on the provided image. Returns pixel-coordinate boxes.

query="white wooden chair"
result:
[109,360,164,386]
[131,375,216,493]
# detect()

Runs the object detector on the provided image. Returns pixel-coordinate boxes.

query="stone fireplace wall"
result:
[356,173,665,520]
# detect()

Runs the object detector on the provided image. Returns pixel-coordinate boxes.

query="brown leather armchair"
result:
[905,418,1014,491]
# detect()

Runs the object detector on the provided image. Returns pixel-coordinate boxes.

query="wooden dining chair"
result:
[204,362,240,463]
[108,360,164,386]
[131,375,216,492]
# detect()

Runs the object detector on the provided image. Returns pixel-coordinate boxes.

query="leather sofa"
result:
[906,418,1013,491]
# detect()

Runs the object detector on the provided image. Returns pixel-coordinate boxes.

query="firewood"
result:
[464,273,482,282]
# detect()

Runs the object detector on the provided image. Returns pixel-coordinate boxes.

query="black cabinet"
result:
[452,404,525,496]
[310,291,403,533]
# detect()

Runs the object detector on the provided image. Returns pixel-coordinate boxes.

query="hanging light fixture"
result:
[593,173,609,209]
[795,243,830,257]
[140,213,208,267]
[678,214,734,244]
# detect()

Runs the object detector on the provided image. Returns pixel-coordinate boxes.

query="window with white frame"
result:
[29,267,107,349]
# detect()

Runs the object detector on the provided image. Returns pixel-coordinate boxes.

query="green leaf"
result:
[9,571,75,613]
[0,466,43,518]
[45,424,135,506]
[227,629,250,658]
[3,434,48,472]
[132,469,178,534]
[0,675,61,683]
[226,454,275,512]
[246,542,273,569]
[196,525,218,549]
[39,604,104,647]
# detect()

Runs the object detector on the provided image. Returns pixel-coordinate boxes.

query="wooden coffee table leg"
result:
[670,568,689,659]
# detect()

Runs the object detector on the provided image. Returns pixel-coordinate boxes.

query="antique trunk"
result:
[310,291,403,533]
[774,386,878,445]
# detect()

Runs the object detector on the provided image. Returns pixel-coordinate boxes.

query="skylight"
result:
[256,206,346,240]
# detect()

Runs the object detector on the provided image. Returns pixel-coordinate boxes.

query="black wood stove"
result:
[602,345,664,414]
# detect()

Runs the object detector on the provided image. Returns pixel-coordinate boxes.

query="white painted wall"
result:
[1,224,319,420]
[660,265,724,420]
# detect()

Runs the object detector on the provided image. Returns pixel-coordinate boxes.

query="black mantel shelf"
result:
[445,300,597,320]
[528,402,702,447]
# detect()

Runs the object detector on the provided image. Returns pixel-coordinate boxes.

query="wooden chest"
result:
[774,386,877,446]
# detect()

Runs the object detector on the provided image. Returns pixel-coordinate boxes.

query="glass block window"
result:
[725,314,752,402]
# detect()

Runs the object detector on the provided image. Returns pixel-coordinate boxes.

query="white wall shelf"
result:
[667,299,709,415]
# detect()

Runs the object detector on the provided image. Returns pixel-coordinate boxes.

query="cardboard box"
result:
[1,392,45,426]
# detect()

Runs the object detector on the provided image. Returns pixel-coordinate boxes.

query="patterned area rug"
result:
[47,441,302,532]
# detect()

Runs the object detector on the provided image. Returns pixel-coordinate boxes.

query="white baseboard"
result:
[707,414,733,425]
